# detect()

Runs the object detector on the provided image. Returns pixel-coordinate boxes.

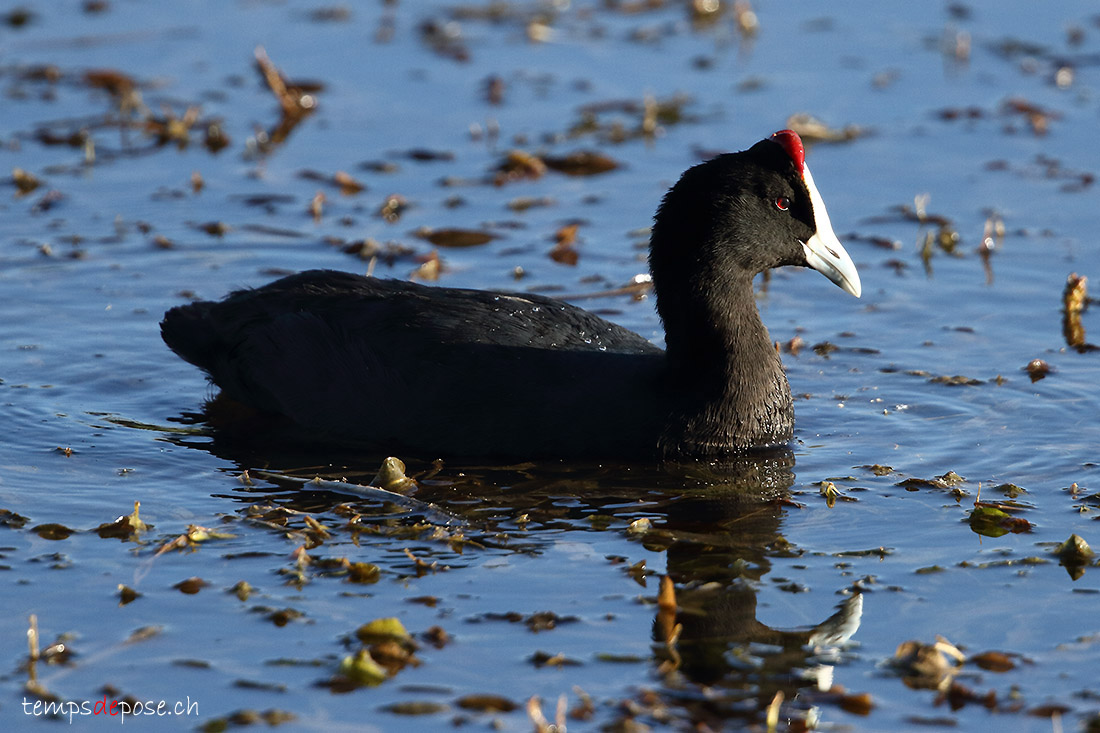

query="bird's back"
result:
[161,270,667,457]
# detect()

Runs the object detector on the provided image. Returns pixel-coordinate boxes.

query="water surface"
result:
[2,1,1098,730]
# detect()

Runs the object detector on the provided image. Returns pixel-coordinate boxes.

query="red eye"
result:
[775,196,790,211]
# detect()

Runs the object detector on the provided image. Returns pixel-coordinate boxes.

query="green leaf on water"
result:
[968,505,1031,538]
[337,649,387,687]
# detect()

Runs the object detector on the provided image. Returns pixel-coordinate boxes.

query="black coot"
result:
[161,130,861,459]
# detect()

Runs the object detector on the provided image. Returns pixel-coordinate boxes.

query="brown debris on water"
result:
[195,221,231,237]
[415,226,496,248]
[202,710,297,728]
[527,694,568,733]
[549,223,580,265]
[96,501,149,540]
[84,68,144,116]
[507,195,555,212]
[542,150,620,176]
[456,694,517,713]
[1,509,30,529]
[971,651,1016,672]
[1024,358,1052,382]
[985,155,1093,192]
[1054,533,1094,580]
[891,637,965,691]
[1002,97,1060,136]
[117,585,140,606]
[30,523,74,540]
[785,113,865,145]
[203,120,230,153]
[484,74,505,105]
[143,105,200,148]
[977,214,1004,284]
[418,18,470,62]
[254,46,319,148]
[12,168,41,195]
[896,471,965,492]
[377,194,409,223]
[569,94,693,143]
[929,374,983,386]
[409,250,442,281]
[299,169,366,195]
[968,502,1032,538]
[154,524,235,555]
[1062,273,1097,351]
[493,150,547,185]
[308,191,325,221]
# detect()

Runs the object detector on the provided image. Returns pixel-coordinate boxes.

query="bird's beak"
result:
[800,163,861,298]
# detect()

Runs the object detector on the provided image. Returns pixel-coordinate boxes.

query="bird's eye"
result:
[774,196,790,211]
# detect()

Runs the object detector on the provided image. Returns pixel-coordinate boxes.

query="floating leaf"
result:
[12,167,41,194]
[381,701,448,715]
[897,472,965,491]
[266,608,303,627]
[968,505,1032,538]
[96,501,149,539]
[422,626,450,648]
[197,221,230,237]
[456,694,517,713]
[993,483,1028,498]
[507,196,554,212]
[1025,358,1052,382]
[31,523,74,540]
[837,691,874,716]
[930,374,983,386]
[337,649,387,687]
[416,227,496,248]
[971,651,1015,672]
[356,617,411,645]
[377,194,408,223]
[346,562,381,584]
[520,611,576,633]
[204,710,297,729]
[409,250,442,281]
[333,171,364,194]
[542,151,619,176]
[1054,533,1093,565]
[0,509,30,529]
[493,150,546,184]
[126,625,162,644]
[372,457,416,493]
[891,638,962,686]
[370,639,420,675]
[529,650,581,668]
[786,113,864,144]
[174,577,208,594]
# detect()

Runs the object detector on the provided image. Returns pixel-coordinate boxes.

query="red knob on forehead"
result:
[770,129,805,174]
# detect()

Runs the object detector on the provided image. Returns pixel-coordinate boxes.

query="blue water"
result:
[2,1,1098,730]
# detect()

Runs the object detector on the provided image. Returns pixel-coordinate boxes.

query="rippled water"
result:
[2,1,1098,731]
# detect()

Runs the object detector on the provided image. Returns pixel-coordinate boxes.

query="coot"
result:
[162,130,860,459]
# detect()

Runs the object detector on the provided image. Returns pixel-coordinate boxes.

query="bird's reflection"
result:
[164,421,861,724]
[652,452,863,725]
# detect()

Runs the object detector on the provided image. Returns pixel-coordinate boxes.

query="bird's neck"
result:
[659,275,793,457]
